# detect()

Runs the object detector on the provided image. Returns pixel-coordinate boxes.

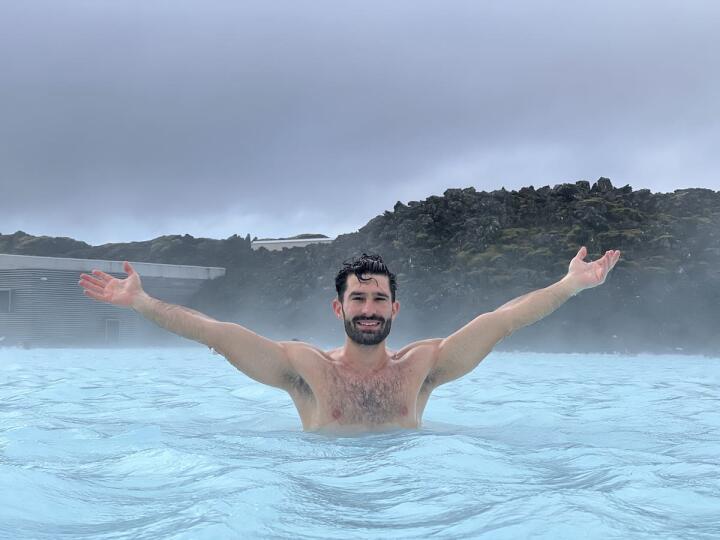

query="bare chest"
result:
[313,363,426,427]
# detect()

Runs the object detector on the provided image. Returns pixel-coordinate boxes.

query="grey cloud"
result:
[1,1,719,244]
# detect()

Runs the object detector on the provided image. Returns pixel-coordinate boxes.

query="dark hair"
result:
[335,253,397,302]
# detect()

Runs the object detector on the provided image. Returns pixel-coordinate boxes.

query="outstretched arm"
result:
[429,247,621,387]
[79,261,298,390]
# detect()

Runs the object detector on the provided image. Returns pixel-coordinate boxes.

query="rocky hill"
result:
[3,178,719,354]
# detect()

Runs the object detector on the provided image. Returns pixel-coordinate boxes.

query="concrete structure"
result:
[0,254,225,347]
[251,237,334,251]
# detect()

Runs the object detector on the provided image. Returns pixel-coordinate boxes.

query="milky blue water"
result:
[1,348,719,539]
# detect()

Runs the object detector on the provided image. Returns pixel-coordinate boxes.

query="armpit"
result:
[284,371,314,398]
[421,368,441,392]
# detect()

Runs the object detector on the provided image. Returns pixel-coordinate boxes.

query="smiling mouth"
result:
[355,320,381,330]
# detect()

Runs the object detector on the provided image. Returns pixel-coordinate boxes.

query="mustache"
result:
[352,316,385,323]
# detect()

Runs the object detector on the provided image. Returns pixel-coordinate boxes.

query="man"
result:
[79,247,620,432]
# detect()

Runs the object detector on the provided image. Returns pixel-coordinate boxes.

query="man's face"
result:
[332,274,400,346]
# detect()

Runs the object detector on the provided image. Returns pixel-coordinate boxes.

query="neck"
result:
[340,338,390,374]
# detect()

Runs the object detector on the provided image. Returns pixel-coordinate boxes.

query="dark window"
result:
[0,290,11,313]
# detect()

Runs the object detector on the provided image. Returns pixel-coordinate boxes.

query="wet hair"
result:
[335,253,397,303]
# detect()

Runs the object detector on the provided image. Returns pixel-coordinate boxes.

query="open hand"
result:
[567,246,621,291]
[78,261,143,307]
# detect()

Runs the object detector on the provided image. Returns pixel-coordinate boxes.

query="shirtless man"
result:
[78,247,620,432]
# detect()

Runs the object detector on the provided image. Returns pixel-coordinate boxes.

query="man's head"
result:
[333,254,399,346]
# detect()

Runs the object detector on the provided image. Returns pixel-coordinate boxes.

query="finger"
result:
[79,274,105,288]
[606,250,619,269]
[603,251,613,267]
[79,279,105,295]
[79,276,101,289]
[92,269,115,282]
[594,251,608,268]
[83,289,108,302]
[603,251,620,273]
[596,253,611,277]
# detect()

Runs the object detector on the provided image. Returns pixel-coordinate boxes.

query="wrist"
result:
[130,291,152,312]
[559,274,584,296]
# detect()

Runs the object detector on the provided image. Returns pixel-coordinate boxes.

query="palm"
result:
[103,275,140,305]
[79,262,143,307]
[567,247,621,290]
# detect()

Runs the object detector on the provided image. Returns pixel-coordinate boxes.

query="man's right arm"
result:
[131,292,296,389]
[80,262,297,391]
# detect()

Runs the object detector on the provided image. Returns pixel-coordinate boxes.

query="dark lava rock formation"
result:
[3,178,719,354]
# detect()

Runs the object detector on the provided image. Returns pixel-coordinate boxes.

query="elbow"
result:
[492,310,516,338]
[201,320,228,350]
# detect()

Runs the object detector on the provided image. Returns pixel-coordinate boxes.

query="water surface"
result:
[1,348,718,539]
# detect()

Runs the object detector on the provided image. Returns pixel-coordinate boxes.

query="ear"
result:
[332,298,344,320]
[391,300,400,318]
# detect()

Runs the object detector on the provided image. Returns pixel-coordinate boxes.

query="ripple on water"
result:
[1,349,719,539]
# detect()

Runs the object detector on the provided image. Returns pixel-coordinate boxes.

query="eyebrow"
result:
[348,291,389,299]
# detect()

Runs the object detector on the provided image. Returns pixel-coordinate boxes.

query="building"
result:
[0,254,225,347]
[251,237,334,251]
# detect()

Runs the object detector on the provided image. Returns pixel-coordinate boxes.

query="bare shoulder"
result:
[279,341,335,374]
[388,338,444,395]
[280,340,334,362]
[393,338,442,377]
[393,338,443,361]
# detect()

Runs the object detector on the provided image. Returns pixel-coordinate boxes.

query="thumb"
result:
[123,261,135,276]
[575,246,587,260]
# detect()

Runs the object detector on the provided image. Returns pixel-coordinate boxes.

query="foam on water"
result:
[1,348,719,539]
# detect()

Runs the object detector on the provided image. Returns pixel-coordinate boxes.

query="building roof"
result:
[252,237,334,245]
[250,237,334,251]
[0,253,225,280]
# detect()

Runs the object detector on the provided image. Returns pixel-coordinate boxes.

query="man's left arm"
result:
[428,247,621,387]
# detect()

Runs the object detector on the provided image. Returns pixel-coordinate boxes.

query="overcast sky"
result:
[1,1,718,245]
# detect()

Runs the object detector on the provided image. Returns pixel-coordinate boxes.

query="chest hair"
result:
[324,368,411,424]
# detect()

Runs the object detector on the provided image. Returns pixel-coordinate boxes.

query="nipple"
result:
[332,408,342,420]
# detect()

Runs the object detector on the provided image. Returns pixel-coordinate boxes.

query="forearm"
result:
[495,275,580,333]
[131,292,217,344]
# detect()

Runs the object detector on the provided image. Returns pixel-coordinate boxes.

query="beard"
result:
[342,312,392,346]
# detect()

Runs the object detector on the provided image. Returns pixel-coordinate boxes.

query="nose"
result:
[359,300,376,317]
